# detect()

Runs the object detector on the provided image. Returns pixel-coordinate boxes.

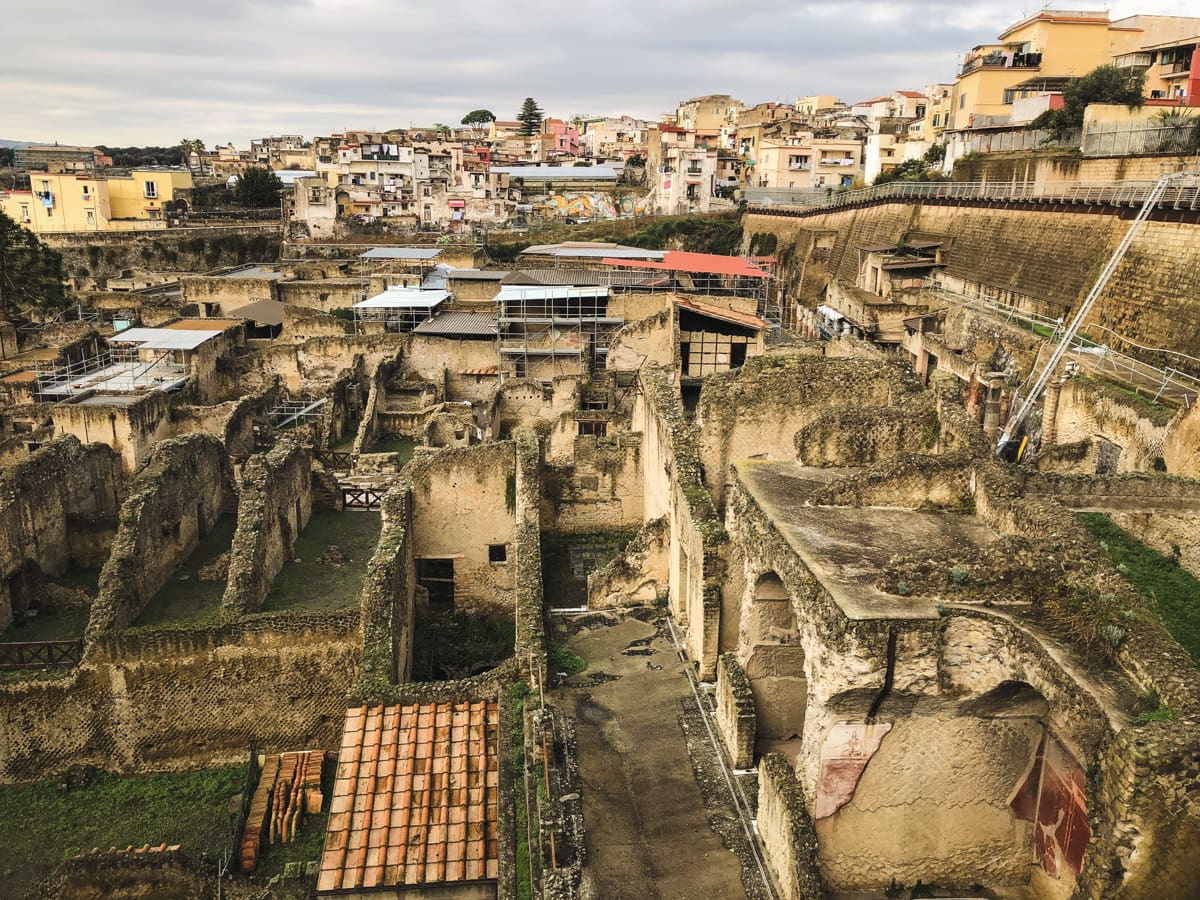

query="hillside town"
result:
[2,6,1200,900]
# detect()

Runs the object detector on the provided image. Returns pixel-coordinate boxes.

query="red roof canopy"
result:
[600,251,769,279]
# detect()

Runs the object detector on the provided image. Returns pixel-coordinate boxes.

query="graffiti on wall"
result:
[537,192,652,219]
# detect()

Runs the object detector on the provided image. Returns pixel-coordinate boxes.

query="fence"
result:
[0,640,84,670]
[924,275,1200,407]
[1083,119,1200,157]
[747,176,1200,215]
[954,127,1081,156]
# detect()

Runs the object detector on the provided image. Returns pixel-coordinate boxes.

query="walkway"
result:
[553,611,767,900]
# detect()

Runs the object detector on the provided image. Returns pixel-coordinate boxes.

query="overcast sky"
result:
[2,1,1196,147]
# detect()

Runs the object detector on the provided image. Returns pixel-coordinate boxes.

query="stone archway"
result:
[743,572,807,757]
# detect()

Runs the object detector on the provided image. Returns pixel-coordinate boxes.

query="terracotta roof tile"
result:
[319,701,499,893]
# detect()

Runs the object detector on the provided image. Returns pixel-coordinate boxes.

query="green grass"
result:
[411,612,515,681]
[0,767,243,889]
[261,511,381,614]
[1080,512,1200,666]
[133,515,237,627]
[547,643,586,676]
[1,605,90,643]
[369,435,416,464]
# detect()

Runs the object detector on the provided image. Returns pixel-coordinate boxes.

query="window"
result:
[423,186,431,197]
[489,544,507,563]
[144,181,158,199]
[19,205,29,223]
[959,94,966,109]
[417,558,455,610]
[578,421,608,437]
[86,211,95,226]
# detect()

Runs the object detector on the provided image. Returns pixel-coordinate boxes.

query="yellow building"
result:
[921,84,955,141]
[1,169,193,233]
[951,11,1200,130]
[951,10,1118,129]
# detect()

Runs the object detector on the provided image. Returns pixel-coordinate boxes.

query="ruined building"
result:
[0,219,1198,900]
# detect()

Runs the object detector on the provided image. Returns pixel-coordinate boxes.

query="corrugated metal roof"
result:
[317,702,499,893]
[496,285,611,302]
[356,288,450,309]
[446,269,509,281]
[110,327,223,350]
[490,166,617,179]
[359,247,442,260]
[601,251,770,279]
[412,310,498,338]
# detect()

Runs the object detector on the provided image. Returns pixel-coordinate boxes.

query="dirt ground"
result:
[552,611,768,900]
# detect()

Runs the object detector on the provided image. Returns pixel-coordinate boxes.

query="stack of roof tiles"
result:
[317,701,500,893]
[239,749,325,873]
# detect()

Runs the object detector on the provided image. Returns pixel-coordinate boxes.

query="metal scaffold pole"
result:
[995,171,1188,458]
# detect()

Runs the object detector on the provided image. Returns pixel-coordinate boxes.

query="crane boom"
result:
[996,174,1180,456]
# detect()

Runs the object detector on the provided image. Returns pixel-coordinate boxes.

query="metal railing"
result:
[924,275,1200,407]
[1083,119,1200,157]
[747,176,1200,214]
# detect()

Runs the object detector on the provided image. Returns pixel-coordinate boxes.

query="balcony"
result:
[959,51,1042,77]
[789,163,811,171]
[685,167,704,176]
[819,158,857,167]
[35,190,54,207]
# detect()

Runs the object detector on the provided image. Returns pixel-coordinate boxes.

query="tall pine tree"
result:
[517,98,544,136]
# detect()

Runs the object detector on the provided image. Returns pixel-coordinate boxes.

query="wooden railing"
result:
[0,640,84,670]
[314,449,353,470]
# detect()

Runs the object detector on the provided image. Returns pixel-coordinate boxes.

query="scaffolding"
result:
[356,247,443,305]
[353,287,450,333]
[267,397,329,429]
[496,286,624,383]
[32,346,188,398]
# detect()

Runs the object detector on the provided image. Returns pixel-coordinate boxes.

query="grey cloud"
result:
[4,0,1196,144]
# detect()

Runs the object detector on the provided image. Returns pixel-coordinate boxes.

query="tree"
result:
[234,166,284,207]
[1032,64,1146,139]
[461,109,496,138]
[178,138,205,174]
[0,209,67,320]
[517,98,544,136]
[0,147,13,168]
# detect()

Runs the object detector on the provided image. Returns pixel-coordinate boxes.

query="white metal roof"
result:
[109,328,223,350]
[359,247,442,260]
[355,288,451,309]
[495,285,611,302]
[489,166,618,179]
[552,247,664,260]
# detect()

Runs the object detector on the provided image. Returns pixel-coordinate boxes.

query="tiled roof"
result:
[318,701,500,894]
[675,295,768,331]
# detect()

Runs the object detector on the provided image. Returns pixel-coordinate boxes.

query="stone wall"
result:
[542,433,644,533]
[408,441,517,615]
[1050,378,1174,474]
[406,335,500,404]
[605,309,674,373]
[181,274,279,313]
[86,434,233,638]
[0,611,359,783]
[0,436,123,630]
[697,355,922,508]
[634,365,725,678]
[52,391,176,474]
[743,201,1200,367]
[42,226,282,280]
[221,441,313,616]
[714,653,756,770]
[756,753,824,900]
[794,402,938,467]
[357,484,416,689]
[587,516,668,608]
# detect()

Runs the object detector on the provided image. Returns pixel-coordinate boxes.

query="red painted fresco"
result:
[1011,733,1091,879]
[815,722,892,819]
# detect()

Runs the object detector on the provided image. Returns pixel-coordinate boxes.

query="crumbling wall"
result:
[357,484,416,689]
[634,365,726,677]
[406,335,500,403]
[542,433,644,533]
[714,653,756,770]
[408,441,516,615]
[52,391,176,473]
[0,612,360,783]
[756,753,824,900]
[221,441,312,616]
[605,309,674,373]
[1051,378,1174,474]
[794,403,938,466]
[698,356,921,508]
[86,434,233,638]
[181,274,280,314]
[0,436,123,629]
[587,516,668,608]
